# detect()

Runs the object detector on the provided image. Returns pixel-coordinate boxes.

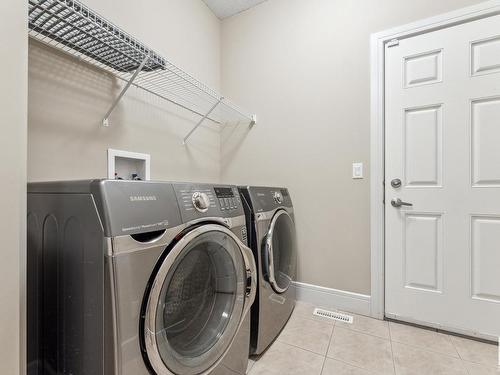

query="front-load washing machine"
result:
[238,186,297,355]
[27,180,256,375]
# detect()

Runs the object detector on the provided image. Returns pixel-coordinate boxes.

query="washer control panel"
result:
[178,187,216,213]
[214,187,241,211]
[173,183,243,222]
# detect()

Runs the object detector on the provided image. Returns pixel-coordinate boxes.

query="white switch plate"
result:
[352,162,363,179]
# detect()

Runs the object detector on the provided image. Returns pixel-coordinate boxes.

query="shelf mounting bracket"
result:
[250,114,257,127]
[183,97,224,145]
[102,56,150,127]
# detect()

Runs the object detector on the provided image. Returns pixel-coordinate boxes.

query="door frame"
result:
[369,0,500,320]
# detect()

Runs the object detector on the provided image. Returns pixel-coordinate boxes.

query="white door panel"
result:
[471,216,500,303]
[471,97,500,186]
[385,14,500,339]
[404,105,443,187]
[471,36,500,76]
[404,213,443,293]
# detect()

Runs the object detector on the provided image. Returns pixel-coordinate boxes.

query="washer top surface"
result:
[29,179,182,237]
[28,180,245,237]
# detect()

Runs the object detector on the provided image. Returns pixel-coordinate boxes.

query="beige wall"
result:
[0,0,28,373]
[27,0,486,297]
[220,0,483,294]
[28,0,222,183]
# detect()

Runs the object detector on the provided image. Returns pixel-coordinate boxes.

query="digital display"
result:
[214,187,234,198]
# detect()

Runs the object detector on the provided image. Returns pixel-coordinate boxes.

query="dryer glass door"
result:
[264,210,296,294]
[144,226,246,375]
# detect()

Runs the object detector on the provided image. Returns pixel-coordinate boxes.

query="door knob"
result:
[391,198,413,208]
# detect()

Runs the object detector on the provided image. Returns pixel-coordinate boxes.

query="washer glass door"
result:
[264,210,297,294]
[144,227,246,375]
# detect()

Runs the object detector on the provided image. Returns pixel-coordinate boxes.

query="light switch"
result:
[352,162,363,179]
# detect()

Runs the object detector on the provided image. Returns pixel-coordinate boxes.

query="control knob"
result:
[273,191,283,204]
[192,192,210,212]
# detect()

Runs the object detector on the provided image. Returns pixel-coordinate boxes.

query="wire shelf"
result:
[28,0,256,142]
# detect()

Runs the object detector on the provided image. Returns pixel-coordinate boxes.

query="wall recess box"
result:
[108,149,151,181]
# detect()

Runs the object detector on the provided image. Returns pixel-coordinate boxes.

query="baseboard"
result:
[292,281,371,317]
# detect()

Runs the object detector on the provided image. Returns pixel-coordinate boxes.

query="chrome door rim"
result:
[143,224,256,375]
[265,210,294,294]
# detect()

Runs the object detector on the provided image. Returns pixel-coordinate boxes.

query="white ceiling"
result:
[202,0,267,19]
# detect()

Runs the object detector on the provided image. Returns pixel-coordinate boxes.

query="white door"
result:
[385,14,500,339]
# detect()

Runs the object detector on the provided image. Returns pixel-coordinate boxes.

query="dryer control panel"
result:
[239,186,293,213]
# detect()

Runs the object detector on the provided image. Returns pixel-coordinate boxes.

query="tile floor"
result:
[246,301,500,375]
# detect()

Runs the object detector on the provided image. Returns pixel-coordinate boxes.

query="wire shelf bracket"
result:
[102,55,149,127]
[28,0,257,142]
[183,97,223,145]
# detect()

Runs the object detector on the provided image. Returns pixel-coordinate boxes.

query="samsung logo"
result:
[129,195,157,202]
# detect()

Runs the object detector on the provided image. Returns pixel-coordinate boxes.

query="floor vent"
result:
[313,308,353,324]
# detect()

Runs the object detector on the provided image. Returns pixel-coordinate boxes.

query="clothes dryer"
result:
[238,186,297,355]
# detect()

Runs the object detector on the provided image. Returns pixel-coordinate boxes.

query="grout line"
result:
[319,355,327,375]
[280,309,498,374]
[391,339,462,359]
[270,340,334,375]
[333,314,391,341]
[325,328,395,373]
[339,325,390,341]
[388,322,397,375]
[276,337,331,358]
[461,360,500,373]
[390,340,469,361]
[458,358,500,368]
[388,324,466,361]
[273,309,336,358]
[324,324,337,360]
[333,324,390,342]
[245,359,255,375]
[391,340,500,374]
[462,360,473,375]
[330,357,384,373]
[339,320,476,362]
[449,335,465,361]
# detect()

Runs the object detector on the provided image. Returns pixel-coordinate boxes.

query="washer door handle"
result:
[245,268,253,297]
